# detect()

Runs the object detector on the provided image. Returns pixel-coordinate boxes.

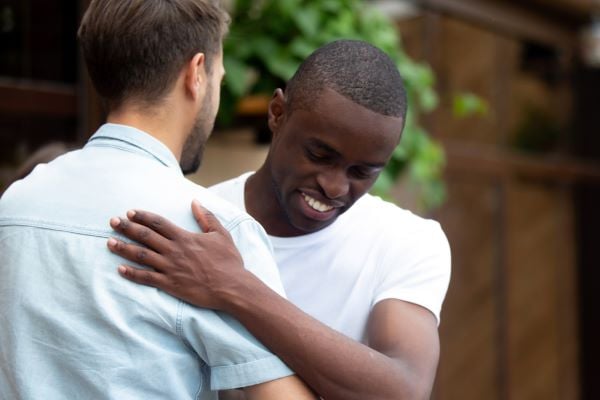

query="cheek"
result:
[273,140,306,176]
[213,86,221,110]
[351,178,378,199]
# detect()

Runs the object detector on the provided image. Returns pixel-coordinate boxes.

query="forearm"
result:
[223,272,428,400]
[219,390,246,400]
[243,375,316,400]
[219,377,317,400]
[106,207,436,399]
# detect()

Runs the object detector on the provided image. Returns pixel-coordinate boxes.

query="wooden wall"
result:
[1,2,597,398]
[395,5,595,399]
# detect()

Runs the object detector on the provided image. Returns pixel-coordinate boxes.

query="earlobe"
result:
[268,88,286,134]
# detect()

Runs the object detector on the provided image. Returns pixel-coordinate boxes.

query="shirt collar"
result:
[86,123,182,174]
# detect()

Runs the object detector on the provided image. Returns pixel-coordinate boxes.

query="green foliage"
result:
[453,92,488,118]
[221,0,446,209]
[512,106,561,153]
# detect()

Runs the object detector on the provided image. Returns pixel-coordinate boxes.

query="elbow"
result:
[386,385,431,400]
[387,370,435,400]
[406,384,432,400]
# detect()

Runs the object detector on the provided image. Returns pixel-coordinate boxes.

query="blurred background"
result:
[1,0,600,399]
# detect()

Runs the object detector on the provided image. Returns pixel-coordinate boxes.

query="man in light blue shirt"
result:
[0,0,314,398]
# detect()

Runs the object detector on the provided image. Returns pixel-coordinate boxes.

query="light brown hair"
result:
[78,0,229,109]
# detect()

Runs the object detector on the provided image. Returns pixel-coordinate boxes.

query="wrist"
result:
[218,268,264,315]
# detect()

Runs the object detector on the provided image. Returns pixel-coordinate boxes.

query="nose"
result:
[316,168,350,199]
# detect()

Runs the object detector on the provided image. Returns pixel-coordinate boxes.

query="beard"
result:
[180,87,215,174]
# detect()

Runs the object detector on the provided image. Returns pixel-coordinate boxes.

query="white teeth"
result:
[302,193,333,213]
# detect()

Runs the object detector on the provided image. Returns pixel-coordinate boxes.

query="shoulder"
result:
[180,177,253,232]
[350,194,451,279]
[209,172,252,208]
[209,172,249,192]
[1,153,252,237]
[357,196,451,322]
[350,194,447,244]
[0,151,76,218]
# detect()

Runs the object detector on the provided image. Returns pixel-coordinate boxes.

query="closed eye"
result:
[349,166,380,180]
[305,148,333,164]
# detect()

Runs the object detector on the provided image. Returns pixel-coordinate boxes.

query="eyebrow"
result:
[307,138,386,169]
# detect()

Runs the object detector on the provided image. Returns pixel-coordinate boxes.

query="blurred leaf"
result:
[223,56,253,97]
[325,10,355,36]
[293,6,320,37]
[252,36,280,61]
[277,0,302,18]
[219,0,489,210]
[512,106,561,153]
[320,0,344,13]
[453,92,488,118]
[372,169,394,197]
[289,37,317,59]
[265,49,300,81]
[419,88,439,112]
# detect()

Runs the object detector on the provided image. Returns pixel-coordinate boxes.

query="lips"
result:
[301,193,334,212]
[295,191,344,224]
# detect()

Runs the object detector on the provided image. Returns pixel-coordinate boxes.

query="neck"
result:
[107,102,190,161]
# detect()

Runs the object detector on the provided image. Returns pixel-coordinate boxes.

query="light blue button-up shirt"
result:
[0,124,292,399]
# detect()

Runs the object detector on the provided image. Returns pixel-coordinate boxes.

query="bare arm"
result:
[244,376,316,400]
[215,272,439,400]
[219,390,246,400]
[108,201,440,400]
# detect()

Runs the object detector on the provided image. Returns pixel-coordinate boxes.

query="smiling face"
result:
[263,87,403,236]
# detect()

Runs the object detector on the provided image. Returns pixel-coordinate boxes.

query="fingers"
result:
[126,209,181,240]
[118,264,170,289]
[110,215,173,254]
[107,237,169,272]
[191,199,224,233]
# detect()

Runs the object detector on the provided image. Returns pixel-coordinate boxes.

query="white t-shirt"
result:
[211,172,451,343]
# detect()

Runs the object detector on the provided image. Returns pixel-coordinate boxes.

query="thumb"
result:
[191,199,221,233]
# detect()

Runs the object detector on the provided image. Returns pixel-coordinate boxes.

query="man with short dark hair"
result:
[108,40,451,399]
[0,1,314,398]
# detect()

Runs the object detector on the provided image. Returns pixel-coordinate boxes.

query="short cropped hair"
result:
[285,40,407,119]
[78,0,229,109]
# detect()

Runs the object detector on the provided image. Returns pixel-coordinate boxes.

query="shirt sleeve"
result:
[227,217,288,298]
[372,221,451,325]
[179,304,294,390]
[179,215,293,390]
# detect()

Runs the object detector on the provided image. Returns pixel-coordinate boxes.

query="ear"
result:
[267,88,286,136]
[184,52,207,101]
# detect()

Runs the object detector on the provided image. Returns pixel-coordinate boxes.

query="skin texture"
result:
[108,51,220,170]
[108,88,442,399]
[179,53,223,174]
[248,88,401,237]
[106,49,315,398]
[243,376,316,400]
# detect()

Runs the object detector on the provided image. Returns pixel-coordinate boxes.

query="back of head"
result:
[78,0,229,110]
[285,40,407,119]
